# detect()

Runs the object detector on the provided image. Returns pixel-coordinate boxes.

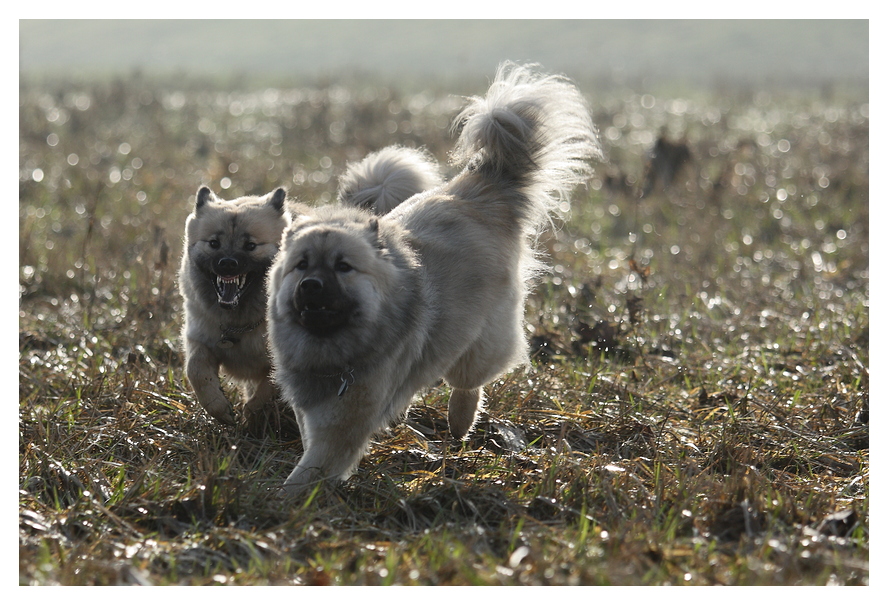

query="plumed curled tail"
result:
[450,62,602,230]
[338,146,443,215]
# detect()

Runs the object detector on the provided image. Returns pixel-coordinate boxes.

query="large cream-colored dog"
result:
[267,63,600,493]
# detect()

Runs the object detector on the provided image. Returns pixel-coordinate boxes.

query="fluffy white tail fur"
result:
[450,62,601,231]
[338,145,443,214]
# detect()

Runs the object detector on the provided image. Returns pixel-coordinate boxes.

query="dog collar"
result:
[337,367,356,397]
[217,319,264,349]
[313,366,356,397]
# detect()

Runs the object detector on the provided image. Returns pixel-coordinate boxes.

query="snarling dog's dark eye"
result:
[296,258,309,271]
[209,239,221,249]
[335,261,352,273]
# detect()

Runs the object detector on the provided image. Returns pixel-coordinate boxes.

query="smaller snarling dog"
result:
[178,186,291,426]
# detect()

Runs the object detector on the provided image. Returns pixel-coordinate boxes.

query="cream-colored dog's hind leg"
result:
[445,306,524,440]
[447,386,484,440]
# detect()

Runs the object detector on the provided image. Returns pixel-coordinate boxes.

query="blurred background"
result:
[18,19,870,304]
[18,19,870,338]
[20,19,868,89]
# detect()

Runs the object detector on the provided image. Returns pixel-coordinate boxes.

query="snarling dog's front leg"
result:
[184,340,235,425]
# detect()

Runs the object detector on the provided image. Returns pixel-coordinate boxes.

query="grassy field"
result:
[18,72,868,585]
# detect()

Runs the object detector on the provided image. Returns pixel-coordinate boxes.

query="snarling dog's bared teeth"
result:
[215,274,249,308]
[217,275,246,286]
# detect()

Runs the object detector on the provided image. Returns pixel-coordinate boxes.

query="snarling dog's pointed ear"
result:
[195,186,216,212]
[266,187,287,214]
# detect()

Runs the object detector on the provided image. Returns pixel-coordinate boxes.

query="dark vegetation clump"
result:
[19,74,868,585]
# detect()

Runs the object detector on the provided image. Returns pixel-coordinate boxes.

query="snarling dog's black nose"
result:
[216,257,240,274]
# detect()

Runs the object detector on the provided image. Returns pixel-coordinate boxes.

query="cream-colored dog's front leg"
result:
[281,403,374,495]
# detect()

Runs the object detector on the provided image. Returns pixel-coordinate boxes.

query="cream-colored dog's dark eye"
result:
[244,242,257,252]
[209,239,220,249]
[296,259,309,271]
[335,261,352,273]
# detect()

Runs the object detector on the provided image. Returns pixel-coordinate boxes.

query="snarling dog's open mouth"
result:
[215,273,252,309]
